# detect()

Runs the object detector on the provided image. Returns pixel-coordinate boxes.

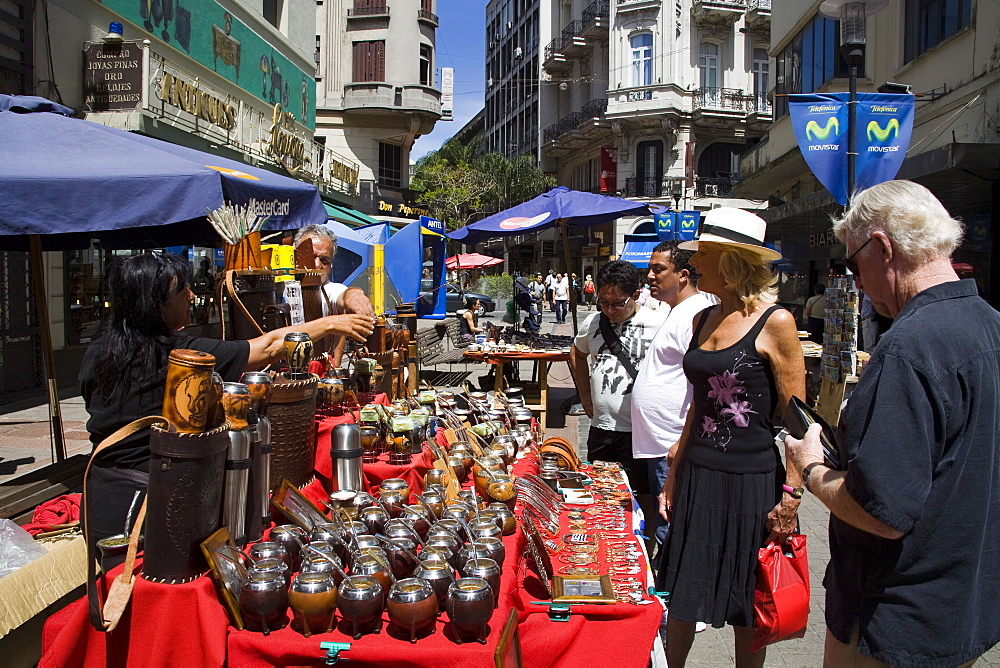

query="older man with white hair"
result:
[294,224,375,363]
[786,180,1000,666]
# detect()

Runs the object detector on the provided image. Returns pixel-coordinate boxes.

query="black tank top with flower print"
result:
[682,304,782,474]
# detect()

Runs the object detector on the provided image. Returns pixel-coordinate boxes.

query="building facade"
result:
[315,0,443,223]
[737,0,999,307]
[1,0,342,401]
[485,0,542,160]
[540,0,772,263]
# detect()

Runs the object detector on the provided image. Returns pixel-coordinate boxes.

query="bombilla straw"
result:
[305,544,353,588]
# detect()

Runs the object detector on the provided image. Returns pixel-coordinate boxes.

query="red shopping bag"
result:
[751,533,809,652]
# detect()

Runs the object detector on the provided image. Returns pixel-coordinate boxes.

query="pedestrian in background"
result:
[786,180,1000,667]
[543,269,556,311]
[553,272,570,324]
[804,283,826,343]
[583,274,596,309]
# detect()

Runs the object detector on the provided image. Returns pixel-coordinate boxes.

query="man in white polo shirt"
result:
[631,240,714,551]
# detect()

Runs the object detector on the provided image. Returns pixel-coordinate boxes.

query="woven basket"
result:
[268,375,318,489]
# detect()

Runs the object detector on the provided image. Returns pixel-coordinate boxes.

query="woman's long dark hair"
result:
[89,253,190,401]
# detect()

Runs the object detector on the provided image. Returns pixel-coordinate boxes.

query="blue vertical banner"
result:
[789,93,849,205]
[655,211,676,241]
[676,211,701,241]
[855,93,915,193]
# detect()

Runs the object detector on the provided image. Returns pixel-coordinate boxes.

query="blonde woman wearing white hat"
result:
[654,208,806,667]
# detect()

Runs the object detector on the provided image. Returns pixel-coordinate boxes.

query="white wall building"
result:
[737,0,998,307]
[540,0,772,257]
[315,0,443,220]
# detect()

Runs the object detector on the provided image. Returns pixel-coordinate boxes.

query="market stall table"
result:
[462,350,570,430]
[40,448,662,667]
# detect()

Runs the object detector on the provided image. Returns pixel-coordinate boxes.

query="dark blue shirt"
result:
[826,279,1000,666]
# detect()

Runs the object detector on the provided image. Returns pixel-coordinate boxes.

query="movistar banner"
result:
[655,212,676,241]
[789,92,914,205]
[789,93,849,204]
[855,93,914,193]
[677,211,700,241]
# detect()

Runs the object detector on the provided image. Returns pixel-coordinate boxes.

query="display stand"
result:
[814,276,858,426]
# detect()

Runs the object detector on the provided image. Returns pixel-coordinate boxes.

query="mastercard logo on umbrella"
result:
[498,212,551,229]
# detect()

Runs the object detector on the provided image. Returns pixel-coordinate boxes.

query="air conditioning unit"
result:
[514,46,523,59]
[506,21,513,30]
[705,184,719,196]
[488,77,494,88]
[489,41,495,49]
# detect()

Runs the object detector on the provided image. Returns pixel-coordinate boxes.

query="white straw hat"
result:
[678,207,782,262]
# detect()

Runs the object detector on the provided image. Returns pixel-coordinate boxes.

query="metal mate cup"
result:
[337,575,384,639]
[447,577,494,644]
[289,571,338,637]
[387,578,438,643]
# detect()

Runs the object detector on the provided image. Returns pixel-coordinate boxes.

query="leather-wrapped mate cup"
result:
[144,421,230,584]
[330,423,364,493]
[228,270,278,341]
[162,349,216,433]
[282,332,313,378]
[268,375,318,489]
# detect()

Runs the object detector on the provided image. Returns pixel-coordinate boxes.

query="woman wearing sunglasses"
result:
[654,208,806,667]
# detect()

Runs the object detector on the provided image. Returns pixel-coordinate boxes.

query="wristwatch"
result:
[781,484,805,499]
[802,462,826,489]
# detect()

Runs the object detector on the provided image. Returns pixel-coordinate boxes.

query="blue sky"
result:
[411,1,486,162]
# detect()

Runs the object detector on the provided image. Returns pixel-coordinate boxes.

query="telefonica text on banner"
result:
[788,93,914,205]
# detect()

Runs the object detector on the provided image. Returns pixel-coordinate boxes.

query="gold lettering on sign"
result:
[378,200,393,212]
[328,159,360,188]
[157,72,237,131]
[266,103,311,178]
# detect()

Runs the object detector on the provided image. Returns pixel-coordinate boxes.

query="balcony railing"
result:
[624,177,662,198]
[747,91,771,114]
[544,37,568,61]
[583,0,610,26]
[695,87,750,111]
[417,9,438,24]
[581,97,608,117]
[348,4,389,17]
[562,20,584,41]
[543,98,607,143]
[695,176,738,198]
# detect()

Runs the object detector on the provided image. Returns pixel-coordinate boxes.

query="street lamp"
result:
[818,0,888,199]
[665,176,684,210]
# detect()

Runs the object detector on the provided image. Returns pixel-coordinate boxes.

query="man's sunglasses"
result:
[845,237,873,275]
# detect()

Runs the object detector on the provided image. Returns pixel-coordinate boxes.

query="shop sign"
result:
[267,103,310,177]
[809,229,837,247]
[420,216,445,234]
[599,147,617,193]
[158,71,237,131]
[327,158,360,189]
[376,199,431,219]
[83,41,142,111]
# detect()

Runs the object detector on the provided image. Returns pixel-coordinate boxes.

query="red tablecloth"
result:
[41,437,660,667]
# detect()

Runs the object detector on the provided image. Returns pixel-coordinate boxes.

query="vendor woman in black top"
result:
[80,253,374,551]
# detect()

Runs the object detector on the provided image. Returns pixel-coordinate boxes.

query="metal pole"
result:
[847,60,858,200]
[559,219,578,336]
[29,235,66,462]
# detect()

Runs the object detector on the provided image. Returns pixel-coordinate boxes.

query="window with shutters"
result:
[352,41,386,82]
[379,142,403,188]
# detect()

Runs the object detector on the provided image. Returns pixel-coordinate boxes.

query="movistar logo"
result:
[806,117,839,141]
[867,119,899,142]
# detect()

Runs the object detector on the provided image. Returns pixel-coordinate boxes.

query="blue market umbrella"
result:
[0,95,328,461]
[447,186,655,244]
[0,96,327,249]
[448,186,658,332]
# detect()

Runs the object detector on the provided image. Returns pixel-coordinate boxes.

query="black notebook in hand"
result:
[784,396,845,470]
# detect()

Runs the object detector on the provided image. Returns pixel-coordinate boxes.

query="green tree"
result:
[411,135,554,230]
